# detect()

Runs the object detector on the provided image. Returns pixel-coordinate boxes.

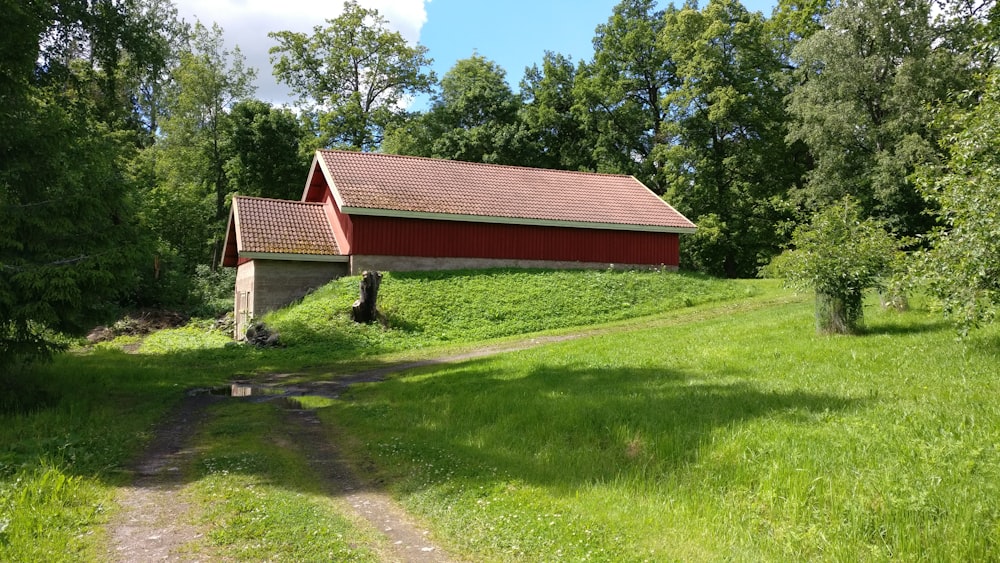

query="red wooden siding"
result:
[348,215,680,266]
[323,189,354,255]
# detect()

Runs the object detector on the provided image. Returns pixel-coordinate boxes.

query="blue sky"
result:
[173,0,778,109]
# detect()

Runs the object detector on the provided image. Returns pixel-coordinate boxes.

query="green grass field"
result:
[327,297,1000,560]
[2,269,998,561]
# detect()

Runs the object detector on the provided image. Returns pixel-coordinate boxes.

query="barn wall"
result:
[233,259,349,339]
[323,188,354,254]
[349,215,681,266]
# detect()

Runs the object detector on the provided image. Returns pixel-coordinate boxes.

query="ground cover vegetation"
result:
[3,0,999,367]
[0,269,751,560]
[328,296,1000,560]
[4,272,999,560]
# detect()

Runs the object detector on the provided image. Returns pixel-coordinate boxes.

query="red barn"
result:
[222,150,695,336]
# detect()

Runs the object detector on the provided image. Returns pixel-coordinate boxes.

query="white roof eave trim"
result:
[339,206,697,234]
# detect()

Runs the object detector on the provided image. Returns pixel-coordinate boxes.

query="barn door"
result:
[235,286,253,339]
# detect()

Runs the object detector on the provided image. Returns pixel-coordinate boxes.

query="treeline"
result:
[1,0,998,364]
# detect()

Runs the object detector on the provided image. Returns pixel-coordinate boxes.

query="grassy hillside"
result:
[264,268,758,354]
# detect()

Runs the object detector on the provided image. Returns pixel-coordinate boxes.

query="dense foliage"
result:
[914,69,1000,335]
[269,0,435,151]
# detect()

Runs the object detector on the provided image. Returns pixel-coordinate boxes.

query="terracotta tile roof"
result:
[233,196,341,256]
[316,150,696,232]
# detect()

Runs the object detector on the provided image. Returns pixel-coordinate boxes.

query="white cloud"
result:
[173,0,429,104]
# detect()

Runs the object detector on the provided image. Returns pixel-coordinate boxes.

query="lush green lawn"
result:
[2,269,998,561]
[0,268,750,561]
[326,297,1000,560]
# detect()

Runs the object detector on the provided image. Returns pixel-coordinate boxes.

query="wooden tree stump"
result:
[351,271,383,324]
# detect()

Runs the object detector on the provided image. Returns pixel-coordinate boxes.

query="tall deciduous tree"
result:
[520,52,596,171]
[574,0,678,187]
[785,0,972,237]
[269,0,435,151]
[225,100,310,201]
[384,55,531,165]
[146,22,256,269]
[658,0,805,277]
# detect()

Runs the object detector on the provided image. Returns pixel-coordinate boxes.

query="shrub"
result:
[762,198,899,334]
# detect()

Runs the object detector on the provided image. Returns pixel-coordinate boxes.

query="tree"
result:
[573,0,679,187]
[145,22,256,270]
[225,100,309,201]
[764,198,899,334]
[785,0,973,237]
[520,52,596,171]
[1,0,149,367]
[913,69,1000,335]
[269,0,435,151]
[657,0,806,277]
[384,55,531,165]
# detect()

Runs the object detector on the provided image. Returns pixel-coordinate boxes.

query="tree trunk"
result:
[351,271,383,324]
[815,291,863,335]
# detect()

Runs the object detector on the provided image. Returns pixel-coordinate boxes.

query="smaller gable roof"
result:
[311,150,696,233]
[221,196,344,267]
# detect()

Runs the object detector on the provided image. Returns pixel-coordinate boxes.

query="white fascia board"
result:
[240,252,350,263]
[314,153,349,210]
[232,199,244,253]
[340,206,698,234]
[300,154,323,202]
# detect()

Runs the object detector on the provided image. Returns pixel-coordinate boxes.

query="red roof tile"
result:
[233,196,341,256]
[315,150,696,232]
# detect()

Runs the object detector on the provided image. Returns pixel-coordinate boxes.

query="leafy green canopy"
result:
[1,0,157,367]
[269,0,435,151]
[139,22,260,277]
[764,198,899,333]
[915,70,1000,335]
[573,0,677,186]
[785,0,972,237]
[383,54,532,165]
[659,0,806,278]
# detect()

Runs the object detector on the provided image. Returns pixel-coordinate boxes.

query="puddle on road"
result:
[188,380,345,401]
[189,383,287,398]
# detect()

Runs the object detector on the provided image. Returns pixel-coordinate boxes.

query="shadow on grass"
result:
[862,318,952,336]
[332,358,863,491]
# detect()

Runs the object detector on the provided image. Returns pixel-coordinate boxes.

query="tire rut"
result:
[109,394,221,562]
[279,405,459,562]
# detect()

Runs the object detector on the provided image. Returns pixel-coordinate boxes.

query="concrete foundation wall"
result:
[233,259,349,339]
[350,254,678,274]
